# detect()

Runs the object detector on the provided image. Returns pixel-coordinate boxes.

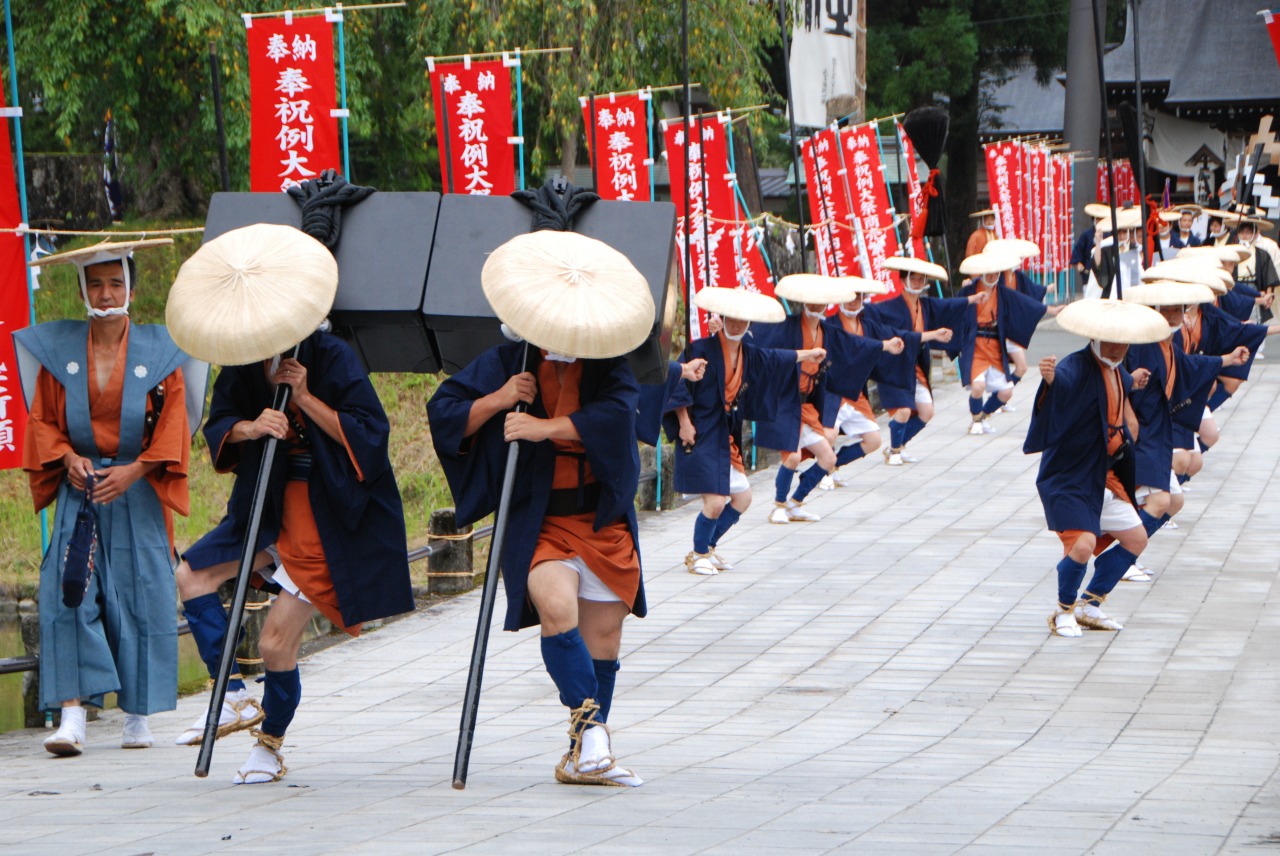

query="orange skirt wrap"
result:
[530,512,641,607]
[278,480,362,637]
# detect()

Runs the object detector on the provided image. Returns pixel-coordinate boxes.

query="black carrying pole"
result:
[777,0,808,272]
[452,342,530,789]
[1091,0,1124,299]
[1129,0,1149,265]
[439,77,456,193]
[209,42,230,193]
[589,93,600,192]
[194,348,297,777]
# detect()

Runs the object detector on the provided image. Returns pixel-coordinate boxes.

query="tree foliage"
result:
[10,0,780,216]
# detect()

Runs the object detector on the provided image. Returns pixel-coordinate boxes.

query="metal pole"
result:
[335,4,351,179]
[682,0,693,344]
[777,0,808,273]
[1091,0,1123,299]
[453,343,529,789]
[1129,0,1148,266]
[439,76,455,193]
[645,89,656,200]
[588,93,600,191]
[195,349,298,777]
[514,52,526,191]
[209,43,231,193]
[1064,0,1104,244]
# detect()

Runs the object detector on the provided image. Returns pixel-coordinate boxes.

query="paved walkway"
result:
[3,328,1279,855]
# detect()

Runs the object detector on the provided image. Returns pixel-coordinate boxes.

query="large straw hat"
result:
[1158,204,1203,223]
[1123,281,1216,307]
[1056,299,1171,344]
[167,224,338,366]
[1141,259,1230,294]
[841,275,889,295]
[969,208,996,219]
[1097,207,1144,233]
[1177,244,1247,265]
[28,237,174,270]
[481,230,654,359]
[693,287,785,323]
[984,237,1040,259]
[774,273,859,305]
[959,250,1018,277]
[1083,203,1111,219]
[883,255,948,282]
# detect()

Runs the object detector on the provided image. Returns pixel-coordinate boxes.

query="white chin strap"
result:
[722,323,749,342]
[803,306,829,319]
[904,285,925,296]
[1090,339,1122,368]
[544,351,577,364]
[840,305,863,317]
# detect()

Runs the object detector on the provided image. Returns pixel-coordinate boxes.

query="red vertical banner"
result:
[841,124,900,298]
[428,59,517,196]
[580,92,651,201]
[1097,159,1139,206]
[0,81,29,468]
[665,116,773,338]
[1029,144,1046,271]
[897,122,928,261]
[1264,11,1280,69]
[985,141,1021,241]
[800,126,857,278]
[247,15,342,193]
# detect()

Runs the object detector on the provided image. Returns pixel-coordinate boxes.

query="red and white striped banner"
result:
[897,122,928,261]
[664,115,774,339]
[246,14,343,193]
[840,125,900,298]
[580,92,651,202]
[800,126,859,280]
[0,81,28,468]
[428,58,517,196]
[1097,159,1140,207]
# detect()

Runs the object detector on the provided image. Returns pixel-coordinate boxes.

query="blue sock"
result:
[592,659,620,724]
[1197,437,1211,453]
[1056,555,1088,608]
[709,506,742,547]
[1010,372,1023,385]
[903,416,927,445]
[982,394,1005,414]
[835,443,867,467]
[261,667,301,737]
[774,466,795,503]
[693,513,717,554]
[183,593,245,692]
[1207,386,1231,411]
[540,628,597,712]
[968,395,983,416]
[1176,472,1190,485]
[1085,546,1140,602]
[791,464,829,502]
[1137,509,1167,538]
[889,420,907,449]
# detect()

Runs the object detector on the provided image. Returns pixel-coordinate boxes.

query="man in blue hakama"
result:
[16,239,200,756]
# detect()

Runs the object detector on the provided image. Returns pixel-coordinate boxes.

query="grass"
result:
[0,219,463,590]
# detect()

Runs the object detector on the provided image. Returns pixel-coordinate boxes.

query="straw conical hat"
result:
[840,275,888,295]
[28,237,174,270]
[1177,245,1247,265]
[1084,203,1111,219]
[1142,259,1231,293]
[959,250,1018,277]
[969,208,995,218]
[481,230,654,359]
[166,224,338,366]
[984,237,1039,260]
[883,256,948,282]
[774,273,859,305]
[1097,207,1144,232]
[1123,281,1216,307]
[1057,299,1171,344]
[693,287,785,323]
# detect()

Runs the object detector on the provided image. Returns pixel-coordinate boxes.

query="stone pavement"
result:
[3,327,1279,855]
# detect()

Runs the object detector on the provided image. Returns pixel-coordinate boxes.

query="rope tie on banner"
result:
[428,531,476,542]
[0,226,205,236]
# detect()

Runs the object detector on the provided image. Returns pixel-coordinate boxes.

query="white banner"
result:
[788,0,859,129]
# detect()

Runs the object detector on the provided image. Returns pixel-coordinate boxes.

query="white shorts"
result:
[977,366,1015,393]
[258,545,311,605]
[729,467,750,495]
[556,555,622,604]
[1099,487,1142,532]
[1135,469,1183,504]
[1006,341,1024,355]
[798,424,827,450]
[914,383,933,408]
[835,402,879,437]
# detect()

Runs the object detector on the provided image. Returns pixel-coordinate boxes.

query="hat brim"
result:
[29,238,174,269]
[959,251,1018,277]
[774,273,860,305]
[1123,282,1216,307]
[883,256,948,282]
[984,238,1040,260]
[1057,299,1172,344]
[693,287,785,323]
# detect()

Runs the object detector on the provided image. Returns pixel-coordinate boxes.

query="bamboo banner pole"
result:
[245,1,403,18]
[425,46,571,64]
[333,5,351,179]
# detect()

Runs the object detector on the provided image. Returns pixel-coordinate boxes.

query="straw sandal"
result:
[232,730,288,785]
[554,700,641,787]
[177,695,265,746]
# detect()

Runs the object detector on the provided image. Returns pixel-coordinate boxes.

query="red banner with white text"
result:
[841,124,900,298]
[1097,159,1140,207]
[429,59,516,196]
[581,92,651,201]
[665,116,774,338]
[247,15,342,193]
[0,79,29,468]
[801,127,859,280]
[897,122,928,261]
[984,141,1022,242]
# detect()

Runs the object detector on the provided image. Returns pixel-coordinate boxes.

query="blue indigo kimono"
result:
[748,314,886,452]
[636,361,687,447]
[1024,347,1137,533]
[1217,286,1258,323]
[427,343,644,631]
[1125,341,1224,489]
[871,294,968,410]
[15,321,190,714]
[956,282,1048,384]
[184,332,413,628]
[1175,303,1267,383]
[663,335,796,495]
